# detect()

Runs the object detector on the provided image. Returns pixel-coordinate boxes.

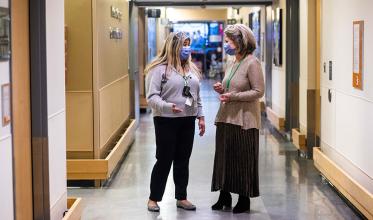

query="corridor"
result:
[68,80,360,220]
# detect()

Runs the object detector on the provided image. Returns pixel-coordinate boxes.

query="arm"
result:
[196,83,205,136]
[229,59,265,102]
[146,67,174,114]
[196,84,204,118]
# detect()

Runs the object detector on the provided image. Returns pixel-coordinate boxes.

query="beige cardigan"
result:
[215,55,265,130]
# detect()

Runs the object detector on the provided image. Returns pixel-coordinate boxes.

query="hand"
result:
[171,104,183,113]
[213,82,224,94]
[219,93,231,103]
[198,117,205,136]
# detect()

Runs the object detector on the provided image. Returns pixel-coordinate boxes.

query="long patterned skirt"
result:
[211,122,260,197]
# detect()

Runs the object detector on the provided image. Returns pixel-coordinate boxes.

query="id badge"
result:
[185,97,193,106]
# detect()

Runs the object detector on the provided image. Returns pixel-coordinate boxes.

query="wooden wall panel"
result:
[95,0,129,88]
[314,148,373,219]
[11,0,33,218]
[64,0,93,91]
[99,76,130,152]
[66,92,94,154]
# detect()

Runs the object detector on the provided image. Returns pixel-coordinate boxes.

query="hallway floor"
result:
[68,80,360,220]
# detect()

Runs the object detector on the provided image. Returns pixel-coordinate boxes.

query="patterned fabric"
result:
[211,122,260,197]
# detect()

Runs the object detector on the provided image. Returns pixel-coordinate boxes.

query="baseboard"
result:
[140,96,148,109]
[62,197,83,220]
[67,119,136,180]
[50,192,67,220]
[313,147,373,219]
[266,106,285,131]
[292,128,307,151]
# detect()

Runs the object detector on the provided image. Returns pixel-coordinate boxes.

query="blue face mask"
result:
[224,43,236,56]
[180,46,191,61]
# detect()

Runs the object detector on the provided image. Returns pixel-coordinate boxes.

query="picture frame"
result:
[2,83,11,126]
[249,10,261,60]
[0,7,10,61]
[273,8,282,67]
[352,20,364,90]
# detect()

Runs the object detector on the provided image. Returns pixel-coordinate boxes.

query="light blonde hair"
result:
[224,24,256,58]
[144,32,201,78]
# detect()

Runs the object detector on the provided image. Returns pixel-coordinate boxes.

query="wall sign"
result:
[111,6,122,21]
[109,27,123,40]
[249,10,261,60]
[147,9,161,18]
[227,19,237,25]
[1,83,11,126]
[353,20,364,90]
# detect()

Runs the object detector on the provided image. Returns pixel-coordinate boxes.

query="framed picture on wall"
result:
[2,83,11,126]
[352,20,364,90]
[273,8,282,67]
[249,10,261,60]
[0,7,10,61]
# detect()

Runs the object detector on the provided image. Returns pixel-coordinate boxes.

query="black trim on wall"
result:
[29,0,50,219]
[285,0,299,132]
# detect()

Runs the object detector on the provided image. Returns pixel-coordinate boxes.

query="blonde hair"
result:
[224,24,256,58]
[144,32,201,78]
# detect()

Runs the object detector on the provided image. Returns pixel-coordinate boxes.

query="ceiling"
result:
[133,0,273,7]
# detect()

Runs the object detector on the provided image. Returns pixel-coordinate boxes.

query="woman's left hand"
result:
[219,93,231,103]
[198,117,205,136]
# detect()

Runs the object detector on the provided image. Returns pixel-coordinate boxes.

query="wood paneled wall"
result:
[11,0,33,218]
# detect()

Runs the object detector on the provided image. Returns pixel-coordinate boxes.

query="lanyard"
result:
[182,75,191,86]
[226,60,243,90]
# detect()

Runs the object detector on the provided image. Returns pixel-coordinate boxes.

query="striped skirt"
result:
[211,122,260,197]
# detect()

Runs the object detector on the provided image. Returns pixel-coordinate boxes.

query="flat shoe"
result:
[147,203,160,212]
[176,200,196,211]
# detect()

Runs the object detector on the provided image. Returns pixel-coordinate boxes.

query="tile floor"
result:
[68,80,360,220]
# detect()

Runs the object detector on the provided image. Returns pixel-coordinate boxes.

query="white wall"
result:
[299,0,317,134]
[0,2,14,219]
[46,0,67,219]
[299,0,308,133]
[321,0,373,193]
[271,0,286,118]
[0,61,14,220]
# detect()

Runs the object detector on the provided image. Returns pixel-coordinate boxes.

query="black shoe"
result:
[211,191,232,210]
[233,195,250,214]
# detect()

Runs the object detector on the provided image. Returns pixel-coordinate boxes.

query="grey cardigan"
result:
[215,55,265,129]
[146,65,203,118]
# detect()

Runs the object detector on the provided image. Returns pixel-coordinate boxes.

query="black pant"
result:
[149,116,196,201]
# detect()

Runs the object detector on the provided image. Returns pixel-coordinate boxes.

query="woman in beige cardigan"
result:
[211,24,265,214]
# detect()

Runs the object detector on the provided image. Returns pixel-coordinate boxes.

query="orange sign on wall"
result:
[353,21,364,90]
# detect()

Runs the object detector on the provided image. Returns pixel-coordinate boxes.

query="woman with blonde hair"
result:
[145,31,205,212]
[211,24,265,214]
